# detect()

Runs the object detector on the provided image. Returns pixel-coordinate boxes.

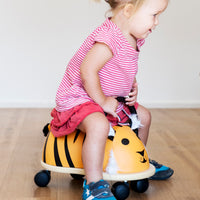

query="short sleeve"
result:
[137,39,145,51]
[94,27,119,56]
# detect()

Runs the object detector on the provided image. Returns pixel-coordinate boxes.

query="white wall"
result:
[0,0,199,108]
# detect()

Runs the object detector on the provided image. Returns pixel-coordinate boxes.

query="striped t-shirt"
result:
[55,18,145,112]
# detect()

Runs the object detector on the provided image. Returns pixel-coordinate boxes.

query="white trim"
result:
[0,100,55,108]
[140,101,200,108]
[41,161,155,181]
[0,100,200,108]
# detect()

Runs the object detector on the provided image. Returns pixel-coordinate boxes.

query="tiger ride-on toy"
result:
[34,122,155,200]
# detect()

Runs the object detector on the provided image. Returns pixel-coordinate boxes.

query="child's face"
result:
[128,0,168,40]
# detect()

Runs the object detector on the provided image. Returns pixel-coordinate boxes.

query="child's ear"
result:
[123,3,134,18]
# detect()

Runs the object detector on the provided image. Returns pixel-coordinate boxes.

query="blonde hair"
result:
[94,0,146,12]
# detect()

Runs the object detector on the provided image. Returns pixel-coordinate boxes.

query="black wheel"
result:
[130,178,149,193]
[34,170,51,187]
[70,174,85,180]
[111,182,130,200]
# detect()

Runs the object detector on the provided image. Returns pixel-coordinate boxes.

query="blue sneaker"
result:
[82,179,116,200]
[149,159,174,180]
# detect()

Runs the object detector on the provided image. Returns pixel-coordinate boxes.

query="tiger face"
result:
[103,126,149,174]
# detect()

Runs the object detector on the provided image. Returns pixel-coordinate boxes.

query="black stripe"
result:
[64,136,74,168]
[83,134,86,144]
[73,129,81,143]
[129,105,137,114]
[42,133,50,163]
[133,128,139,137]
[116,96,137,114]
[54,138,62,167]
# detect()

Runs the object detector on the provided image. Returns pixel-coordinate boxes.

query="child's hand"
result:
[125,82,138,106]
[101,97,118,118]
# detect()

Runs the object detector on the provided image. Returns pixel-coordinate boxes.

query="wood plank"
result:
[0,108,200,200]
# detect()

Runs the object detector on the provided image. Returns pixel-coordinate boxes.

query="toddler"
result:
[50,0,173,199]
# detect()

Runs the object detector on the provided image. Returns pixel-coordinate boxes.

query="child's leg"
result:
[136,104,174,180]
[77,112,110,184]
[136,104,151,146]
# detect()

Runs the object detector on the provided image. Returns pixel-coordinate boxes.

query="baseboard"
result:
[139,101,200,108]
[0,100,199,109]
[0,100,55,108]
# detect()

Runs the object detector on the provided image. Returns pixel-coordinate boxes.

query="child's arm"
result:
[125,77,138,106]
[80,42,118,118]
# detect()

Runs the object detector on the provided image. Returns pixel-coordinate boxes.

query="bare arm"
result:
[80,42,118,117]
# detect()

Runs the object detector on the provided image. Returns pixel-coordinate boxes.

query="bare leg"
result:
[136,105,174,180]
[136,104,151,146]
[77,112,110,184]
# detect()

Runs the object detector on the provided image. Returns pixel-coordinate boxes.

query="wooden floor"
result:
[0,108,200,200]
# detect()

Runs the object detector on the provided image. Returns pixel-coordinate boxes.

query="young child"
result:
[50,0,173,199]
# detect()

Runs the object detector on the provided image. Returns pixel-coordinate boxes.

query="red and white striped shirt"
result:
[55,18,145,112]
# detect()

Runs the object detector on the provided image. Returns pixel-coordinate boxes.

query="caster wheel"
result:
[34,170,51,187]
[130,178,149,193]
[70,174,85,180]
[111,182,130,200]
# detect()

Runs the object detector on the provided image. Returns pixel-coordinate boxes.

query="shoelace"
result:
[149,159,162,168]
[87,180,112,197]
[92,187,111,197]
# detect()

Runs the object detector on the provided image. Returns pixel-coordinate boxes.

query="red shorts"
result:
[50,101,139,137]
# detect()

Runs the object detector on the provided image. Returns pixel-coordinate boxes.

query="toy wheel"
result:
[111,182,130,200]
[130,178,149,193]
[70,174,85,180]
[34,170,51,187]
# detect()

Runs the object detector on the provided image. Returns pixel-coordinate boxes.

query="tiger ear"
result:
[43,123,50,137]
[108,136,114,141]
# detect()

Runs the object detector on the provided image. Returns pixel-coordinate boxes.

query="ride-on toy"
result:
[34,121,155,200]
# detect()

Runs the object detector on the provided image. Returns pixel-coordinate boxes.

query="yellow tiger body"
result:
[42,125,149,174]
